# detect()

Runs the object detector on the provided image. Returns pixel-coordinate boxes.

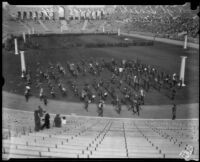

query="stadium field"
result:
[3,34,198,106]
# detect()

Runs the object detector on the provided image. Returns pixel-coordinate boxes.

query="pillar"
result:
[184,35,188,49]
[103,26,105,33]
[23,32,26,43]
[118,28,120,36]
[28,29,31,35]
[14,38,18,55]
[178,56,187,87]
[20,51,26,77]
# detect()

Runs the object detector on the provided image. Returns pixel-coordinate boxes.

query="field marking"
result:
[3,107,199,121]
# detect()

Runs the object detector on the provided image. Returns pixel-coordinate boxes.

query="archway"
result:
[40,12,44,20]
[29,12,33,19]
[34,12,38,20]
[23,11,27,19]
[17,11,21,19]
[57,6,65,19]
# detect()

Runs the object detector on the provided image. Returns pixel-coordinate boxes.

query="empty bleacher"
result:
[2,108,199,159]
[42,20,61,33]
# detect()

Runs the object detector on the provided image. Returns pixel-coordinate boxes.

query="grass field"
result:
[2,34,199,106]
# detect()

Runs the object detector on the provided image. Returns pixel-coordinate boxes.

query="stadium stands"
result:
[111,5,199,43]
[2,108,199,159]
[3,4,199,43]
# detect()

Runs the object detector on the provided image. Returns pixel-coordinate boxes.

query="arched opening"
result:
[101,11,104,19]
[40,12,44,20]
[35,12,38,20]
[23,11,27,19]
[29,12,32,19]
[57,6,65,19]
[17,11,21,19]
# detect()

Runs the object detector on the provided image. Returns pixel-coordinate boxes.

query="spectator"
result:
[53,114,61,127]
[38,106,44,117]
[61,116,67,125]
[34,110,41,132]
[41,111,50,130]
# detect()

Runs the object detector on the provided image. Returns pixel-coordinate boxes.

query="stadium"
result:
[2,3,199,159]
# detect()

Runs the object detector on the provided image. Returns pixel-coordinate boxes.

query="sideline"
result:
[3,107,199,121]
[121,32,199,49]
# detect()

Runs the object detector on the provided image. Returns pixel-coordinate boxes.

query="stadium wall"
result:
[121,32,199,49]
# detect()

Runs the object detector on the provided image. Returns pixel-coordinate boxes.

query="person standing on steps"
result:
[53,114,62,127]
[41,111,50,130]
[34,110,41,132]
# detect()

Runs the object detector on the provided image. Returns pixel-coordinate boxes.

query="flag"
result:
[178,31,187,37]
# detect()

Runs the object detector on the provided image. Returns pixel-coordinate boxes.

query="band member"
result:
[43,95,48,106]
[140,88,145,105]
[24,89,29,102]
[39,88,44,101]
[172,73,177,87]
[98,100,104,117]
[172,104,176,120]
[171,88,176,100]
[84,98,90,112]
[51,87,56,98]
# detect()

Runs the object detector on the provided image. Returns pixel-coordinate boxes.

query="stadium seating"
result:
[3,4,199,43]
[42,20,61,33]
[111,5,199,43]
[2,108,199,159]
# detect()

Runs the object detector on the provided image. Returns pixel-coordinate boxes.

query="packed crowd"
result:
[110,5,199,41]
[22,56,182,117]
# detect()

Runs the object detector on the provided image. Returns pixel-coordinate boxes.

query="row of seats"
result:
[2,108,199,159]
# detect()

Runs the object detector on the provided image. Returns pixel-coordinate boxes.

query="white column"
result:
[61,25,63,32]
[118,28,120,36]
[23,32,26,43]
[103,26,105,33]
[178,56,187,87]
[14,38,18,55]
[20,51,26,77]
[184,35,188,49]
[28,29,31,35]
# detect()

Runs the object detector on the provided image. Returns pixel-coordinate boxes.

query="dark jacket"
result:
[54,115,61,127]
[34,110,41,131]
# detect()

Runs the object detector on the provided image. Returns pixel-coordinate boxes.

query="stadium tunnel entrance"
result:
[57,6,65,20]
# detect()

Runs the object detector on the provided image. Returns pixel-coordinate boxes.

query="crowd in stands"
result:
[111,5,199,42]
[3,4,199,43]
